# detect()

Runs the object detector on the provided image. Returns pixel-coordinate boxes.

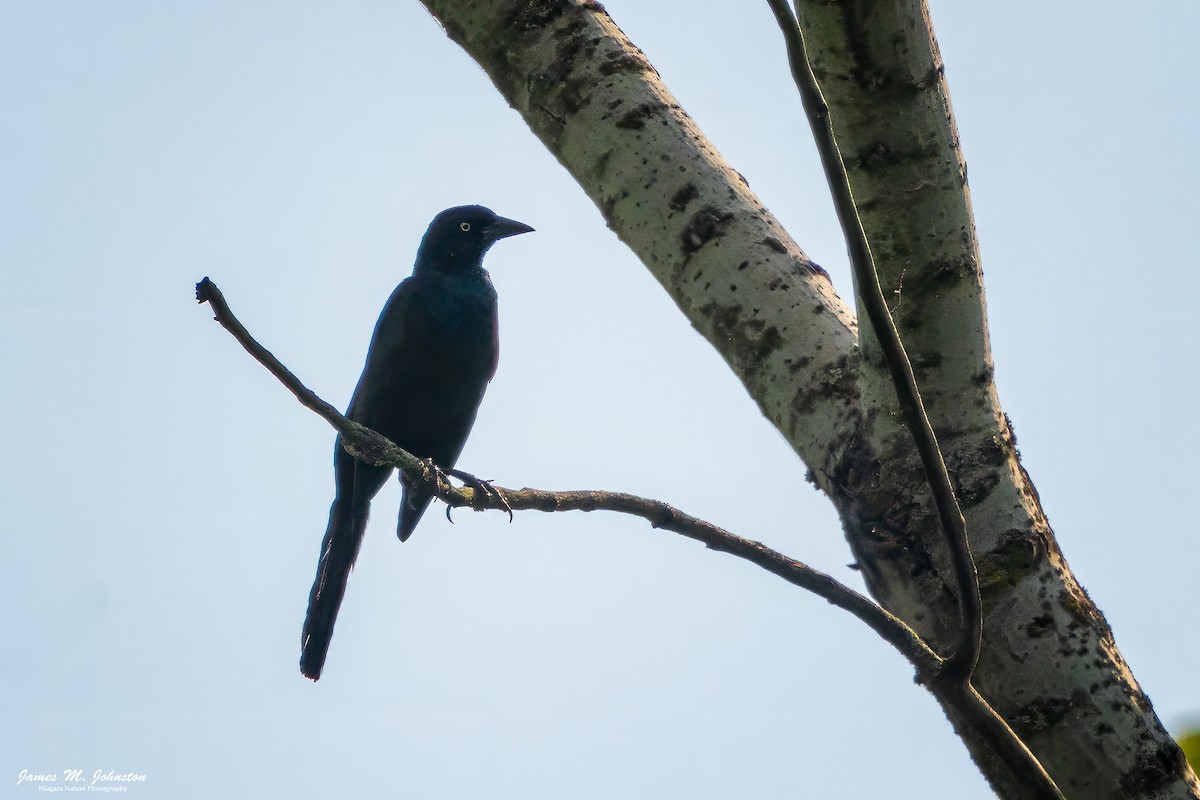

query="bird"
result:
[300,205,533,680]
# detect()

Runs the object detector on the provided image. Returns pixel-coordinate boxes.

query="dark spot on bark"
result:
[822,425,878,498]
[616,103,658,130]
[1004,413,1019,449]
[1058,584,1117,643]
[1011,696,1073,735]
[504,1,569,31]
[955,469,1000,508]
[1026,614,1055,638]
[977,528,1044,592]
[698,302,783,374]
[762,236,787,254]
[784,355,812,375]
[790,352,860,416]
[737,261,749,271]
[918,62,946,89]
[1120,740,1191,796]
[979,434,1008,467]
[910,350,943,372]
[669,183,699,212]
[973,363,995,385]
[903,257,977,295]
[859,141,899,168]
[600,194,617,225]
[882,500,915,531]
[681,207,734,255]
[520,14,599,124]
[598,46,652,76]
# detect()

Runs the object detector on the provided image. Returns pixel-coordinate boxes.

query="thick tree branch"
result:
[420,0,862,486]
[195,277,940,677]
[765,0,979,681]
[764,7,1060,798]
[770,4,1197,797]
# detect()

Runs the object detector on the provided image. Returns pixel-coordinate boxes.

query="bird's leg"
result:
[445,467,514,523]
[413,458,465,524]
[417,457,451,501]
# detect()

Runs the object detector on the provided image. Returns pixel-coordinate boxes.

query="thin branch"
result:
[482,486,940,672]
[765,0,980,681]
[945,683,1069,800]
[196,277,425,473]
[195,276,941,677]
[196,278,344,428]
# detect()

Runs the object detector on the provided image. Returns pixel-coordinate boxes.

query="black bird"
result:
[300,205,533,680]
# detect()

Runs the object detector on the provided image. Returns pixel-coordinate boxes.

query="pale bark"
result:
[418,1,1200,798]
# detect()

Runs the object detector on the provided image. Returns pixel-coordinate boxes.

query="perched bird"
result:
[300,205,533,680]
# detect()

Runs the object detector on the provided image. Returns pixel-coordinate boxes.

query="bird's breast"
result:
[391,275,497,391]
[423,284,496,341]
[347,271,500,462]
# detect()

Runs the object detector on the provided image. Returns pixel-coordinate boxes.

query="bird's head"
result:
[415,205,534,273]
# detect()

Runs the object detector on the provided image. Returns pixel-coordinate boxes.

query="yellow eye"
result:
[460,222,471,232]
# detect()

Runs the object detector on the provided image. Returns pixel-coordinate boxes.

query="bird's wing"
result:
[346,277,421,423]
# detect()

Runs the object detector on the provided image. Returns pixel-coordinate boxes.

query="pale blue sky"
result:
[2,2,1197,798]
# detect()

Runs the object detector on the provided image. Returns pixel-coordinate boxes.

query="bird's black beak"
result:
[487,216,535,240]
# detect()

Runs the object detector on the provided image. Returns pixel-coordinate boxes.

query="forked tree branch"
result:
[765,0,979,684]
[765,4,1061,799]
[196,276,939,673]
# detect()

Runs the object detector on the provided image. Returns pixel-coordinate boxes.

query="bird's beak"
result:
[487,216,535,240]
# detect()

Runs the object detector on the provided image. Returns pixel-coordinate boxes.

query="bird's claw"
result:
[415,459,459,524]
[419,458,451,498]
[446,468,514,523]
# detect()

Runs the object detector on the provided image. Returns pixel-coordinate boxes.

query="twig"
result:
[198,278,434,472]
[942,682,1067,800]
[195,276,940,677]
[196,278,345,428]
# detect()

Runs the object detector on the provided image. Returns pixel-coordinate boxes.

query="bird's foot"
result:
[418,458,452,499]
[446,468,514,523]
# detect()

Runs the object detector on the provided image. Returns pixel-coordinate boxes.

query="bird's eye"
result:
[460,222,471,232]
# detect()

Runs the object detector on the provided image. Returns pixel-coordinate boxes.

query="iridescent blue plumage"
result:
[301,205,532,680]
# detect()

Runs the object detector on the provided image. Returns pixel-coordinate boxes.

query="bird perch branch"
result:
[198,275,1066,798]
[195,276,939,677]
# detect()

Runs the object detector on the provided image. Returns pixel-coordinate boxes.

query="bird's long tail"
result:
[300,501,368,680]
